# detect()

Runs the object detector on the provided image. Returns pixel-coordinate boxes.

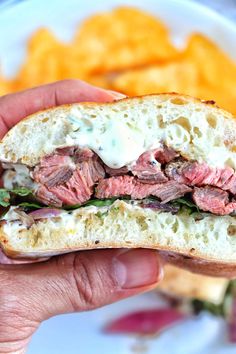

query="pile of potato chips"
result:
[0,7,236,114]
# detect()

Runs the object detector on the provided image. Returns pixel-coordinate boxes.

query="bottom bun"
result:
[1,200,236,277]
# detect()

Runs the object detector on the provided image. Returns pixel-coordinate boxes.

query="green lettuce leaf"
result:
[0,187,32,207]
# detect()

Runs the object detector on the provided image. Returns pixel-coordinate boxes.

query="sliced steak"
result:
[48,168,93,206]
[55,146,94,161]
[193,186,236,215]
[105,166,129,176]
[96,175,135,198]
[74,148,94,163]
[105,145,177,180]
[36,185,63,207]
[131,145,178,184]
[131,150,167,184]
[95,176,191,202]
[55,146,77,156]
[154,145,179,164]
[166,160,236,194]
[35,149,105,207]
[79,158,106,187]
[30,144,236,214]
[150,181,192,203]
[33,154,76,188]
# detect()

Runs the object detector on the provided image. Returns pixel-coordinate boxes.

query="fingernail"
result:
[113,249,162,289]
[107,90,127,99]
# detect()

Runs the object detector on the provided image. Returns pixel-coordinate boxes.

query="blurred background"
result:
[0,0,236,353]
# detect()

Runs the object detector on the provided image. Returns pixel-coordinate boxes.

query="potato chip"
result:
[84,73,114,90]
[14,28,65,89]
[74,7,179,73]
[185,34,236,92]
[58,46,95,80]
[183,34,236,114]
[111,60,199,97]
[0,6,235,119]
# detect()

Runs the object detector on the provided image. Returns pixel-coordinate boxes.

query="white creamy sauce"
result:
[2,163,38,191]
[1,206,21,221]
[66,107,162,168]
[63,105,236,170]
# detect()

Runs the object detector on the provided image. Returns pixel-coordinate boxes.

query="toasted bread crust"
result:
[1,231,236,278]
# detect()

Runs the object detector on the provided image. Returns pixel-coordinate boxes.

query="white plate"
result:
[0,1,236,353]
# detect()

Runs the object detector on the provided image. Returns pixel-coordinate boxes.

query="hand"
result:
[0,80,163,354]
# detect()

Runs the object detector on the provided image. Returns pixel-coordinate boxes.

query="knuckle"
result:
[73,256,96,308]
[71,254,97,310]
[59,252,116,311]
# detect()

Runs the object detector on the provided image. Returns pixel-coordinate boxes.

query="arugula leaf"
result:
[172,197,200,215]
[85,198,117,207]
[0,187,33,208]
[173,198,198,209]
[0,189,11,207]
[192,280,236,319]
[10,187,32,197]
[192,299,224,317]
[65,198,117,210]
[18,202,44,209]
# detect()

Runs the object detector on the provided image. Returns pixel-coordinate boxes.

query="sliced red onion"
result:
[28,208,62,220]
[104,308,186,335]
[141,200,180,214]
[227,296,236,343]
[228,322,236,343]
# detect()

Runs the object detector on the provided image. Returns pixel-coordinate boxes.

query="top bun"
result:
[0,94,236,169]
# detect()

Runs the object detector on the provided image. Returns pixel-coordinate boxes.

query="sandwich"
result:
[158,265,228,304]
[1,93,236,277]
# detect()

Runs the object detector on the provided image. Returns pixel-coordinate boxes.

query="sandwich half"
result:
[1,93,236,277]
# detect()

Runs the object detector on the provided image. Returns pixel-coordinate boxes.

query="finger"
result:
[0,249,162,352]
[2,249,163,317]
[0,79,125,139]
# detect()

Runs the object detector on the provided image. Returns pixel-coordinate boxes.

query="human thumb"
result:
[0,249,163,353]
